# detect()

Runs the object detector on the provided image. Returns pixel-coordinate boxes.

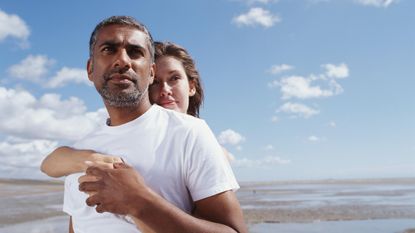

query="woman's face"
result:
[149,56,195,114]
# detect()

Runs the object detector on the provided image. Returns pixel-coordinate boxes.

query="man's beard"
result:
[97,69,148,107]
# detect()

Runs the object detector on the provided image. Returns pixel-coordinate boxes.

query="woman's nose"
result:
[160,82,172,96]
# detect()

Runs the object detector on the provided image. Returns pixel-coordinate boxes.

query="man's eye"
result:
[128,48,144,58]
[102,47,115,53]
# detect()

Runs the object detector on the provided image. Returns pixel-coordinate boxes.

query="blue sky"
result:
[0,0,414,181]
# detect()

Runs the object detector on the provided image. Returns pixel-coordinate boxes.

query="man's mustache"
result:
[104,68,139,83]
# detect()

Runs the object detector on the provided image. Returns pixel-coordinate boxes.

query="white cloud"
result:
[268,64,294,75]
[308,135,322,142]
[307,0,331,3]
[232,0,279,5]
[233,155,290,167]
[322,63,349,79]
[0,138,57,179]
[39,93,87,117]
[267,79,279,88]
[8,55,90,88]
[8,55,55,81]
[278,102,319,118]
[245,0,277,4]
[355,0,398,8]
[233,7,280,28]
[328,121,336,127]
[46,67,90,88]
[279,76,336,99]
[270,63,348,99]
[263,144,274,151]
[218,129,246,145]
[271,115,279,122]
[0,9,30,42]
[0,86,107,141]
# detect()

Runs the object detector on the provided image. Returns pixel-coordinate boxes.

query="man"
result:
[63,16,247,233]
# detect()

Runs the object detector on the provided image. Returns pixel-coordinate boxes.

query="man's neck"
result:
[105,100,152,126]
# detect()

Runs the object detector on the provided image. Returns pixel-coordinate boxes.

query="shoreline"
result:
[2,176,415,185]
[1,177,415,228]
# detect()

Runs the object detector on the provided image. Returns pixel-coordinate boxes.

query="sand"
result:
[0,177,414,232]
[0,179,65,226]
[238,177,415,224]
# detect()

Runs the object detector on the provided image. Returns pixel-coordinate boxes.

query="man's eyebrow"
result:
[127,43,146,50]
[97,40,119,47]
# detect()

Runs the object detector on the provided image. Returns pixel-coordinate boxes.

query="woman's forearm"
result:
[40,146,93,177]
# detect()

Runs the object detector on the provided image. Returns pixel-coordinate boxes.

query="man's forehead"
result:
[95,25,148,45]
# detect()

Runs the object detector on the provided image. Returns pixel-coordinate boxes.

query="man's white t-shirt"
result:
[63,105,239,233]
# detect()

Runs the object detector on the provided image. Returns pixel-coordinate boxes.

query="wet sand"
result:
[0,177,414,232]
[0,179,65,227]
[237,177,415,224]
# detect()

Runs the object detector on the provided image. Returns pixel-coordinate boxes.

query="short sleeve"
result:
[184,120,239,202]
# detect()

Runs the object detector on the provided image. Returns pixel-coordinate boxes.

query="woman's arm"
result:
[40,146,122,178]
[69,216,74,233]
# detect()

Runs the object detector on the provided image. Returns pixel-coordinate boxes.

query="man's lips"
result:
[108,74,134,84]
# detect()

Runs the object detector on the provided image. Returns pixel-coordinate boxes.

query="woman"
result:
[41,41,205,177]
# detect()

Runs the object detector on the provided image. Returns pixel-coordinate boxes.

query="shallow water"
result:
[238,181,415,209]
[1,178,415,232]
[0,216,68,233]
[250,219,415,233]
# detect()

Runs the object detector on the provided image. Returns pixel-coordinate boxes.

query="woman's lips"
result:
[158,100,176,108]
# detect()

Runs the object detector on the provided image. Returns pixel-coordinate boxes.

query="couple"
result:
[40,16,247,233]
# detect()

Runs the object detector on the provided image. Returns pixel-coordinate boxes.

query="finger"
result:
[102,156,123,164]
[96,203,106,213]
[113,162,130,169]
[85,166,105,176]
[78,174,99,184]
[86,191,97,197]
[85,160,113,169]
[86,194,101,207]
[79,181,103,192]
[92,152,121,163]
[84,160,94,167]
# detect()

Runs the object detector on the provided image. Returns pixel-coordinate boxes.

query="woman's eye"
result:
[171,76,180,81]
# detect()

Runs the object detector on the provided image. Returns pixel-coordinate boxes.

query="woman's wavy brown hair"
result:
[154,41,204,117]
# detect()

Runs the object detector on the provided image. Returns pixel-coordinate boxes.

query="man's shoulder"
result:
[71,123,107,148]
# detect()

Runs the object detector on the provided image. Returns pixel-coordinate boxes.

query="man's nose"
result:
[113,49,131,70]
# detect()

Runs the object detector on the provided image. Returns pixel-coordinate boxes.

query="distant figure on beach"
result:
[41,16,247,233]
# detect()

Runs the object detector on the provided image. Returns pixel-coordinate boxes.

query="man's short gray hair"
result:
[89,16,154,62]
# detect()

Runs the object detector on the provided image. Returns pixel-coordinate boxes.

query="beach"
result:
[238,178,415,232]
[0,178,414,232]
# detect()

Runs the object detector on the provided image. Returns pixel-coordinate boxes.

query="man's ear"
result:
[149,63,155,85]
[87,58,93,81]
